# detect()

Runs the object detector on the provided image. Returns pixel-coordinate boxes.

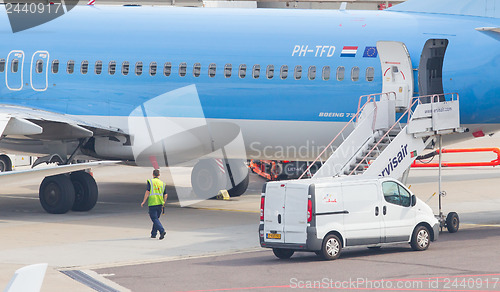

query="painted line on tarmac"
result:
[75,247,264,270]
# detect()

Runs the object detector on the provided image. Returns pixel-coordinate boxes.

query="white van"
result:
[259,176,439,260]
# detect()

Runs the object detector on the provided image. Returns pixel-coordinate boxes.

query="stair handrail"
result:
[298,92,393,180]
[406,93,459,124]
[348,96,423,176]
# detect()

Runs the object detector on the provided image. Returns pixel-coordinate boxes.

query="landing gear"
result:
[191,158,250,198]
[39,171,98,214]
[39,174,75,214]
[70,171,98,212]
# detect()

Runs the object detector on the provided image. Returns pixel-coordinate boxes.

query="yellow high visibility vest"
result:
[148,178,165,206]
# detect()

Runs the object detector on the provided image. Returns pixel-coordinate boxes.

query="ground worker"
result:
[141,169,168,240]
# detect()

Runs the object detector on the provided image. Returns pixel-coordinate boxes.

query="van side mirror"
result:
[411,195,417,207]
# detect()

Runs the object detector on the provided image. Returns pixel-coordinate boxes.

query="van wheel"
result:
[410,226,430,251]
[321,234,342,260]
[446,212,459,233]
[272,248,294,259]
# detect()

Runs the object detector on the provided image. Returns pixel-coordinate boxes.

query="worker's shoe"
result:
[159,231,166,240]
[151,235,156,239]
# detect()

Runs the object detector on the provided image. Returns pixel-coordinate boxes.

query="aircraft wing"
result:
[0,105,125,140]
[0,160,119,186]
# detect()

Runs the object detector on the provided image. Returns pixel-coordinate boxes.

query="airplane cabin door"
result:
[376,41,414,111]
[30,51,50,91]
[418,39,448,103]
[5,50,25,91]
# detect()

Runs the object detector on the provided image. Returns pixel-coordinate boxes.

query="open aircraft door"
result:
[377,41,414,111]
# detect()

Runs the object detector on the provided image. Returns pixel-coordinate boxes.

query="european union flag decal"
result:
[363,46,378,58]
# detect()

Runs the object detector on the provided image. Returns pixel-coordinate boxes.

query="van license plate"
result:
[266,233,281,239]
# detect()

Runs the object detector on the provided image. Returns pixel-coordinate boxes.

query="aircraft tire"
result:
[446,212,459,233]
[39,174,75,214]
[191,159,227,198]
[272,248,294,259]
[0,155,12,172]
[227,171,249,197]
[70,171,98,212]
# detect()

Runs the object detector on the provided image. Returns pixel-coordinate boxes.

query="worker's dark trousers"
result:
[148,205,165,237]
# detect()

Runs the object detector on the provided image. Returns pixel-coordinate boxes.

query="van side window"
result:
[351,66,360,81]
[51,60,59,74]
[336,66,345,81]
[209,63,216,78]
[294,65,302,80]
[308,66,316,80]
[322,66,330,81]
[252,65,260,79]
[366,67,374,82]
[382,181,411,207]
[67,60,74,74]
[239,64,246,78]
[0,59,5,73]
[164,62,171,77]
[135,61,143,76]
[109,61,116,75]
[95,61,102,75]
[193,63,201,77]
[280,65,288,79]
[81,61,89,74]
[179,62,187,77]
[149,62,157,76]
[122,61,129,76]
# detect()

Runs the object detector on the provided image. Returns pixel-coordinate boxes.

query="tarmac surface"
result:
[1,136,500,291]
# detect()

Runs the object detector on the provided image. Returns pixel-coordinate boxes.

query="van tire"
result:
[272,248,294,259]
[410,225,430,251]
[446,212,459,233]
[321,234,342,260]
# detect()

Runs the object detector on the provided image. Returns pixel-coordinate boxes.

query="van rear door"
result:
[263,183,286,243]
[283,184,309,244]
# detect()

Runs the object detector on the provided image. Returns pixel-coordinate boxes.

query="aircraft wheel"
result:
[272,248,294,259]
[39,174,75,214]
[446,212,459,233]
[227,171,249,197]
[70,171,98,212]
[0,155,12,172]
[191,159,227,198]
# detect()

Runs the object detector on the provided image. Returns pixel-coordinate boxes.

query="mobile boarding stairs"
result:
[300,91,464,232]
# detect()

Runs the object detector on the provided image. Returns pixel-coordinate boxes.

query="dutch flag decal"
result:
[340,46,358,57]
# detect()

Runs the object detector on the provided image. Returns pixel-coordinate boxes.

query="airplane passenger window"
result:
[336,66,345,81]
[163,62,171,77]
[35,60,44,74]
[239,64,246,78]
[266,65,274,79]
[224,64,232,78]
[322,66,330,81]
[122,61,129,75]
[294,65,302,80]
[81,61,89,74]
[280,65,288,79]
[51,60,59,74]
[95,61,102,75]
[209,63,216,78]
[0,59,5,73]
[366,67,374,82]
[108,61,116,75]
[135,61,143,76]
[67,60,74,74]
[193,63,201,77]
[149,62,157,76]
[308,66,316,80]
[11,59,19,73]
[351,66,360,81]
[179,62,187,77]
[252,65,260,79]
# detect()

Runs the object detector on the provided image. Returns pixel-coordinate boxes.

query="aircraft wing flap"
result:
[0,105,125,140]
[0,160,119,187]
